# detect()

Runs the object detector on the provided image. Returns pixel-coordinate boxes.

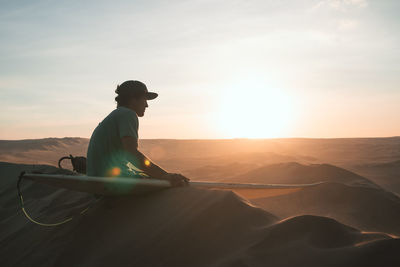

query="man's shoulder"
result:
[115,106,138,117]
[107,106,138,121]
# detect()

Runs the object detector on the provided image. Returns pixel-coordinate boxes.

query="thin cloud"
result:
[313,0,368,11]
[337,18,359,30]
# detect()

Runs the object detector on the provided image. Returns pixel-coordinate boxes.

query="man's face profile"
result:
[129,96,148,117]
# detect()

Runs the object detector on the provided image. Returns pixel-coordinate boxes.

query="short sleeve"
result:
[117,109,139,140]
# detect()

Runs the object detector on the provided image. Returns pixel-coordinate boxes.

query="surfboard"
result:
[21,173,323,196]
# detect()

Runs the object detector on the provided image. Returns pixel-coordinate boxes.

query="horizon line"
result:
[1,136,399,142]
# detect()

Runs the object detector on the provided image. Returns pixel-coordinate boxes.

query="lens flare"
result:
[107,167,121,177]
[144,159,151,167]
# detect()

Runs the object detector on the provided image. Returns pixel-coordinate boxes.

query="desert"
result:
[1,137,399,266]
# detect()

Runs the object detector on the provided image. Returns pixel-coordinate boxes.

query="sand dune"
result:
[351,160,400,196]
[249,182,400,236]
[139,137,400,167]
[226,162,375,186]
[238,215,399,267]
[181,162,259,181]
[158,151,315,177]
[1,162,400,266]
[0,137,87,152]
[0,137,89,167]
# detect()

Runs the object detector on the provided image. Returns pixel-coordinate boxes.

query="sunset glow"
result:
[0,1,399,139]
[215,79,294,138]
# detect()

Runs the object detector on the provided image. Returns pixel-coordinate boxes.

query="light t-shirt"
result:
[86,106,139,177]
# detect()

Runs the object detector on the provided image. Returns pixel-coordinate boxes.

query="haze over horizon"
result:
[1,0,399,140]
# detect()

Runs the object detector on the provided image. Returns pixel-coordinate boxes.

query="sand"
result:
[225,162,375,185]
[351,160,400,196]
[1,138,400,266]
[248,182,400,236]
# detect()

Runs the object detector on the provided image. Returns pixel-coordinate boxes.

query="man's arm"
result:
[121,136,169,179]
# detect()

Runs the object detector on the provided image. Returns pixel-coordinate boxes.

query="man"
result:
[86,80,189,186]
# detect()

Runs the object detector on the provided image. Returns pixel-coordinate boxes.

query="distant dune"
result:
[226,162,375,186]
[0,137,89,167]
[0,137,87,152]
[1,162,399,266]
[351,160,400,196]
[2,136,400,167]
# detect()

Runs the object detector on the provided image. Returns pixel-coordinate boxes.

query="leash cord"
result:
[17,171,98,227]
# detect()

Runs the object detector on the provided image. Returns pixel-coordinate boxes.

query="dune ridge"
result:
[226,162,375,186]
[250,182,400,236]
[0,138,89,167]
[351,160,400,196]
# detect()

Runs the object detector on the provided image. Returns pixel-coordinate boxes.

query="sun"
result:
[214,79,294,139]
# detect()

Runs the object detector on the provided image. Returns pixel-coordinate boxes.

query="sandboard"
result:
[21,173,323,196]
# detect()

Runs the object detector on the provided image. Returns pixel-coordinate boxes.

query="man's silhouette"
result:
[86,80,188,186]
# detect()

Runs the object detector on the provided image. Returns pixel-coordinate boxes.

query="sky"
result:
[0,0,399,139]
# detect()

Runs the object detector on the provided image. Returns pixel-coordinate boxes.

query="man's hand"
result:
[164,173,190,187]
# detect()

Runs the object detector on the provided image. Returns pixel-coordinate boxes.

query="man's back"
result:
[86,106,139,177]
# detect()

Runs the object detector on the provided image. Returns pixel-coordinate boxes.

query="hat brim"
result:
[145,92,158,100]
